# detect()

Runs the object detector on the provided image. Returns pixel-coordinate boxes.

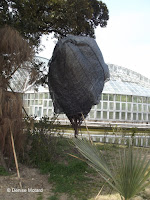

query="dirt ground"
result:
[0,164,150,200]
[0,157,150,200]
[0,164,69,200]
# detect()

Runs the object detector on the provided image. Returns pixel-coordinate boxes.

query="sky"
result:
[38,0,150,79]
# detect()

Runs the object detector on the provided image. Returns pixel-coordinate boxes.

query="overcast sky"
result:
[38,0,150,79]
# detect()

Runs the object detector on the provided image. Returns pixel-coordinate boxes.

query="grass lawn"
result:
[23,131,150,200]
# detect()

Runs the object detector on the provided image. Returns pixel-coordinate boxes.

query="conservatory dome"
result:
[10,56,49,93]
[103,64,150,97]
[11,56,150,124]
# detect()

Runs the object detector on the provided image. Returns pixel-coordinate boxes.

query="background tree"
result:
[0,0,109,87]
[0,25,34,89]
[0,0,109,48]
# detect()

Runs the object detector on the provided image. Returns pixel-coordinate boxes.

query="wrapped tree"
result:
[48,35,109,137]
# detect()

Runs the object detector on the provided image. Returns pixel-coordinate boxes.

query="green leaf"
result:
[72,138,150,200]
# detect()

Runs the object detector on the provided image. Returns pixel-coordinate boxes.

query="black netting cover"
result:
[48,35,109,119]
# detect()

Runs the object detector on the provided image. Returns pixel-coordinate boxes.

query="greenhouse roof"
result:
[10,56,49,93]
[108,64,150,88]
[10,56,150,97]
[103,80,150,97]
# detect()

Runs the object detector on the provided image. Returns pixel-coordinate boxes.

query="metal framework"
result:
[10,56,150,123]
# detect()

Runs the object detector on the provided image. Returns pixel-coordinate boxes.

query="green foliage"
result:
[23,117,97,199]
[131,127,138,135]
[28,136,93,198]
[28,134,91,197]
[22,117,150,199]
[73,138,150,200]
[0,166,9,176]
[116,148,150,199]
[46,159,89,194]
[0,0,109,47]
[22,116,62,165]
[36,195,43,200]
[48,196,59,200]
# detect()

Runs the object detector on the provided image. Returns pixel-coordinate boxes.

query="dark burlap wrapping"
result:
[48,35,109,119]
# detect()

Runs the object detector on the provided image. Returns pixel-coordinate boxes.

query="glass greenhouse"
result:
[11,56,150,124]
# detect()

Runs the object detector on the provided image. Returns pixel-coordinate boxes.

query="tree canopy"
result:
[0,0,109,47]
[0,0,109,89]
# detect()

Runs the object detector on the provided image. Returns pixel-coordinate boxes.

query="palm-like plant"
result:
[72,138,150,200]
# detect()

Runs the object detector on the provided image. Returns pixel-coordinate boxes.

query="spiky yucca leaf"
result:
[72,138,150,200]
[116,148,150,199]
[72,138,121,193]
